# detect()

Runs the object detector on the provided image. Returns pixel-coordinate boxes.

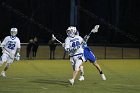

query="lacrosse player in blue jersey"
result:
[0,28,21,77]
[64,26,86,85]
[75,26,106,81]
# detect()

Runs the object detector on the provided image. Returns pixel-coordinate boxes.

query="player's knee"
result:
[72,65,75,71]
[5,63,11,68]
[75,62,82,71]
[92,61,97,64]
[75,67,80,71]
[80,65,83,69]
[73,64,80,71]
[93,62,100,67]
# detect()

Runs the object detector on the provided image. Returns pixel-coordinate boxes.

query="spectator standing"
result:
[48,37,57,59]
[32,37,39,59]
[26,39,34,60]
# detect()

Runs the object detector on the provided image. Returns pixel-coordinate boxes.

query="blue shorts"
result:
[84,47,96,63]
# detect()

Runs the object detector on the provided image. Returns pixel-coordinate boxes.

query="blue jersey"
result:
[83,43,96,63]
[75,30,96,63]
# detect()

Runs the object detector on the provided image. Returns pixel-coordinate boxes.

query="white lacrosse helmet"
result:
[10,28,18,36]
[66,26,77,37]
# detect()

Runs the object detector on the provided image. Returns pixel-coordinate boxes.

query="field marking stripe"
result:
[101,83,140,87]
[12,77,24,80]
[41,87,48,90]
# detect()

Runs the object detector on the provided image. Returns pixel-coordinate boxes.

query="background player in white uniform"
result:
[64,26,85,85]
[0,28,21,77]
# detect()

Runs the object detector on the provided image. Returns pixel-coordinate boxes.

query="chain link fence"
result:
[20,44,140,60]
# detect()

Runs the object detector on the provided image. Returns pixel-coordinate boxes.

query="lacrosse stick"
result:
[88,25,100,37]
[3,47,15,59]
[0,41,10,55]
[52,34,63,45]
[0,41,19,61]
[84,25,100,42]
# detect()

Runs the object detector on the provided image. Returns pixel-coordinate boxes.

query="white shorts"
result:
[70,54,85,71]
[0,53,14,65]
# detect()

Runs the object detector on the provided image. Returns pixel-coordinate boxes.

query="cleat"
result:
[78,76,84,81]
[69,79,74,85]
[1,71,6,77]
[100,74,106,80]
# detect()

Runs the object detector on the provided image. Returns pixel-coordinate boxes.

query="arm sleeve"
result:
[17,38,21,49]
[15,38,21,55]
[64,37,70,51]
[1,37,7,47]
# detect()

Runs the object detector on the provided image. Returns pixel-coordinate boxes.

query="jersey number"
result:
[72,41,80,47]
[7,41,16,50]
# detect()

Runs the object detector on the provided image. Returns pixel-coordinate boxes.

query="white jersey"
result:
[65,35,84,57]
[1,36,21,55]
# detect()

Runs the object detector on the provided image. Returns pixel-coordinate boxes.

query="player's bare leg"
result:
[69,60,83,85]
[1,63,10,77]
[79,65,85,81]
[93,61,106,80]
[69,70,79,85]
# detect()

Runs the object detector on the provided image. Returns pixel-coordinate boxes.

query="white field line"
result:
[101,83,140,87]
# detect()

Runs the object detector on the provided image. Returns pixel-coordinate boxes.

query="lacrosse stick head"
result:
[52,34,56,40]
[91,25,100,33]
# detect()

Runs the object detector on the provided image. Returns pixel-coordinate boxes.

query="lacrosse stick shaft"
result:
[3,47,10,54]
[52,34,63,45]
[0,42,10,56]
[55,38,63,45]
[3,47,14,59]
[87,31,93,37]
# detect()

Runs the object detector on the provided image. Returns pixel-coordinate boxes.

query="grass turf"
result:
[0,59,140,93]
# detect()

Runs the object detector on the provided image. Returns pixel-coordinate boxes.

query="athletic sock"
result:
[100,71,103,74]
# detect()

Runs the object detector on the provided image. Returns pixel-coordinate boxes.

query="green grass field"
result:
[0,59,140,93]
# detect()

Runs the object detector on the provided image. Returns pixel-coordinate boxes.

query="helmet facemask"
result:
[66,26,76,37]
[10,28,17,36]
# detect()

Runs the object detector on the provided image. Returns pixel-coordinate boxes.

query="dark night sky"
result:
[0,0,140,45]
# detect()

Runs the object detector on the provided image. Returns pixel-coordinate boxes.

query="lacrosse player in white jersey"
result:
[0,28,21,77]
[64,26,85,85]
